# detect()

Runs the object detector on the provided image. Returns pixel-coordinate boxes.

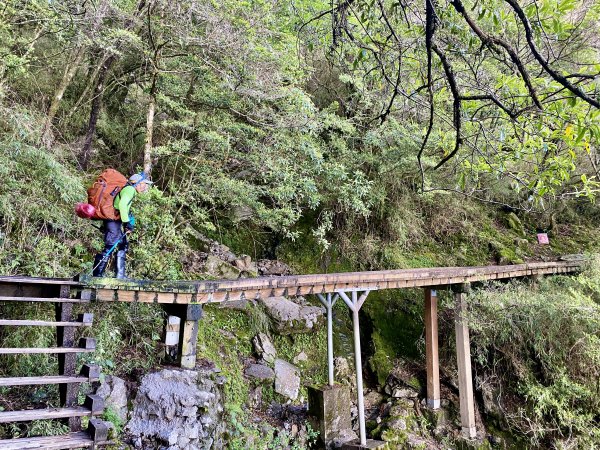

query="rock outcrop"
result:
[126,367,225,450]
[252,332,277,364]
[260,296,325,335]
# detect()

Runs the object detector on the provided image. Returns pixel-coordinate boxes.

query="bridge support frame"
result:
[424,288,440,409]
[452,283,477,439]
[316,293,339,386]
[337,289,376,447]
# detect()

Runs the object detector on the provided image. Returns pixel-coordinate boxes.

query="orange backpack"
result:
[87,169,128,220]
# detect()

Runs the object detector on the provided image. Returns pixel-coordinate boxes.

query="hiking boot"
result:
[92,252,110,277]
[115,250,127,279]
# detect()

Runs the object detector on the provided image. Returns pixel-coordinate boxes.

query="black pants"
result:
[103,220,128,253]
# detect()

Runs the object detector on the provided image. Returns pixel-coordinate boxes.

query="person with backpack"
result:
[91,172,152,278]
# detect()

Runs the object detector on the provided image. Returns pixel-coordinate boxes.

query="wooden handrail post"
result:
[453,283,476,438]
[424,288,440,409]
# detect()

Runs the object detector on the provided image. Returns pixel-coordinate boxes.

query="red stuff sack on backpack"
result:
[87,169,128,220]
[75,202,96,219]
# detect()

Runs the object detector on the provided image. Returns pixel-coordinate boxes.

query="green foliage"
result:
[80,302,164,376]
[0,303,57,377]
[363,290,424,385]
[1,0,600,447]
[466,265,600,447]
[102,406,124,436]
[26,420,70,438]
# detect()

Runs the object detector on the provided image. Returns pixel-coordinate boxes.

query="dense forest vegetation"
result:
[0,0,599,448]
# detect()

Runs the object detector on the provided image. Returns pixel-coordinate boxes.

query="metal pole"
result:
[351,291,367,446]
[327,293,334,387]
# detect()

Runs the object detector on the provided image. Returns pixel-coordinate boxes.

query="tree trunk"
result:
[78,0,147,170]
[62,56,105,125]
[143,71,158,176]
[41,46,85,148]
[79,54,116,170]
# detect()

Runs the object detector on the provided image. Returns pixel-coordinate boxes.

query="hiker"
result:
[92,173,152,278]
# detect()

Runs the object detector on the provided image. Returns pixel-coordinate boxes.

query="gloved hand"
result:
[129,215,136,227]
[124,221,134,233]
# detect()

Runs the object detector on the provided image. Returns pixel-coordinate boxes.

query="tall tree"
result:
[300,0,600,207]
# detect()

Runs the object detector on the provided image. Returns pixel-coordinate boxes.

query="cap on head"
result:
[129,173,153,186]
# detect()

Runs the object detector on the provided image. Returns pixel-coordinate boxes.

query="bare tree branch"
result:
[504,0,600,109]
[432,43,462,170]
[450,0,542,110]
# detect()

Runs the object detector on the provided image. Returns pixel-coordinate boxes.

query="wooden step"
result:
[0,296,89,303]
[0,431,94,449]
[0,276,78,286]
[0,338,96,355]
[0,314,93,327]
[0,347,94,355]
[0,376,89,387]
[0,320,91,327]
[0,407,92,423]
[0,394,103,424]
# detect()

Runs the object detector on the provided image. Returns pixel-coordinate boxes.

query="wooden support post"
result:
[179,317,200,369]
[424,288,440,409]
[453,283,476,439]
[55,285,80,431]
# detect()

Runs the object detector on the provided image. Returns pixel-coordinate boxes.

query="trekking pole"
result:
[90,233,127,274]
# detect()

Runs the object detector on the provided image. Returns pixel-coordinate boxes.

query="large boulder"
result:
[260,297,324,335]
[96,375,128,423]
[274,359,300,400]
[126,368,225,449]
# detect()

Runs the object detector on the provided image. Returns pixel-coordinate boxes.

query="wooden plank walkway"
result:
[78,259,583,304]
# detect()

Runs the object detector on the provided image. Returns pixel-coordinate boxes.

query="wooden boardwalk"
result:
[75,259,582,304]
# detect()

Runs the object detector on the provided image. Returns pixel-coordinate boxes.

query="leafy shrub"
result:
[465,262,600,447]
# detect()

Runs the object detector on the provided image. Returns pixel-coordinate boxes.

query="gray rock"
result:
[252,332,277,364]
[230,205,254,222]
[126,368,225,450]
[274,359,300,400]
[95,375,128,422]
[245,363,275,382]
[260,296,325,335]
[293,351,308,365]
[389,387,419,399]
[257,260,292,276]
[204,254,241,279]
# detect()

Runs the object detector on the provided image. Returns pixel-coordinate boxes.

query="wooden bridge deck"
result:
[76,259,583,304]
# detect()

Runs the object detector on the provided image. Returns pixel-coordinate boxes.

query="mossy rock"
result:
[505,212,525,237]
